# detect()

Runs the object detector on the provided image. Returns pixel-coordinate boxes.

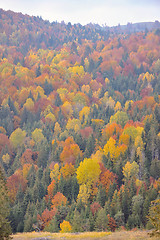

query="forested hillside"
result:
[0,8,160,234]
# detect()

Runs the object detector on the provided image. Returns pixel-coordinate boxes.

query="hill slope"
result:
[0,8,160,234]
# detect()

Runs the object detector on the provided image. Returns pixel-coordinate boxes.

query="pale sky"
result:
[0,0,160,26]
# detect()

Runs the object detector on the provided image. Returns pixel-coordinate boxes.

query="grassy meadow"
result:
[12,230,159,240]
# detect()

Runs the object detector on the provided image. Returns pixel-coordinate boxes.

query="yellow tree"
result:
[60,220,72,233]
[135,136,144,158]
[23,98,34,112]
[61,101,73,119]
[110,111,129,128]
[34,86,46,99]
[142,72,154,83]
[54,122,61,137]
[103,137,117,161]
[10,128,26,149]
[105,96,115,109]
[74,124,81,133]
[114,101,122,112]
[77,158,101,187]
[45,112,56,123]
[60,163,76,179]
[91,149,103,163]
[103,137,127,163]
[123,126,143,142]
[125,100,133,111]
[66,118,81,132]
[82,84,90,94]
[79,106,90,125]
[119,134,130,146]
[18,88,29,105]
[76,158,101,201]
[68,65,85,77]
[50,163,60,181]
[43,105,54,117]
[32,128,45,144]
[2,153,10,165]
[122,161,139,182]
[77,184,90,205]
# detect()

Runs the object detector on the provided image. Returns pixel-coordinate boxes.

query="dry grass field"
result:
[12,230,159,240]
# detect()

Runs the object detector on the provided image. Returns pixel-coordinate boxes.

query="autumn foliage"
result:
[60,220,72,233]
[37,208,57,229]
[7,173,27,202]
[0,8,160,234]
[51,192,67,209]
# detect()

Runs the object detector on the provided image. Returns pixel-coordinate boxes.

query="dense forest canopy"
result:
[0,8,160,234]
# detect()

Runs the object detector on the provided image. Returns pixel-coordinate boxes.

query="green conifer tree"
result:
[0,167,12,239]
[95,208,108,231]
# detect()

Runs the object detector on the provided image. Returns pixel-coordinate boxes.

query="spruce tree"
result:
[44,216,59,232]
[95,208,108,231]
[72,209,83,232]
[0,167,12,239]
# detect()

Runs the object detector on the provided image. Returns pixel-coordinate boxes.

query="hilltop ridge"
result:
[0,8,160,51]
